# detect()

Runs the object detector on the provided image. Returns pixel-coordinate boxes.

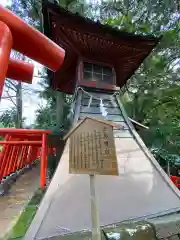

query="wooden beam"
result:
[129,117,149,130]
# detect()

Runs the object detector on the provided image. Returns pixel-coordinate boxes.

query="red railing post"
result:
[20,145,29,168]
[17,145,25,169]
[0,134,11,179]
[26,146,33,164]
[40,133,48,189]
[12,145,20,172]
[4,145,15,176]
[8,145,17,175]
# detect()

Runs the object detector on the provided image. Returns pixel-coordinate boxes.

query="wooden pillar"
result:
[0,21,12,100]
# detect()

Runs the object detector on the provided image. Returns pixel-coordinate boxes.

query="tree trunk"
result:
[56,91,64,129]
[56,91,64,160]
[167,160,170,176]
[16,82,23,128]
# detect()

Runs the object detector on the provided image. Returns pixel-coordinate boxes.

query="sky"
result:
[0,0,11,6]
[0,0,46,126]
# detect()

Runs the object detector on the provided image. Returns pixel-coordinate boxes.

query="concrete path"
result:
[0,166,40,239]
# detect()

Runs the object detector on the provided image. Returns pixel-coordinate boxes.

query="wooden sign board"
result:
[68,117,118,175]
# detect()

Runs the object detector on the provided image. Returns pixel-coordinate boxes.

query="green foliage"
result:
[0,108,26,128]
[10,0,42,29]
[47,152,59,179]
[8,188,44,239]
[35,101,57,129]
[108,0,180,168]
[34,96,72,131]
[9,206,37,239]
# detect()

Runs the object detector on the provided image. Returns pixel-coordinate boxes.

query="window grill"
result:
[83,62,113,84]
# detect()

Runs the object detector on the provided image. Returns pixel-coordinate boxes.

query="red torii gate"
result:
[0,128,52,188]
[0,4,65,96]
[0,5,65,188]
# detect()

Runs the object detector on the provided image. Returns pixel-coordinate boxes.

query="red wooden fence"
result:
[170,175,180,188]
[0,128,52,188]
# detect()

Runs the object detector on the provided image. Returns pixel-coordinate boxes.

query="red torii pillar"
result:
[0,21,12,98]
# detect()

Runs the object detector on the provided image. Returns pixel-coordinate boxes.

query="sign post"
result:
[90,174,101,240]
[64,117,119,240]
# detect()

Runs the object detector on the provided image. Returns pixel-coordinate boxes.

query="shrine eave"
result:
[42,1,162,94]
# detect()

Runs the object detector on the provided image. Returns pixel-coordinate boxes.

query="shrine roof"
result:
[42,1,161,94]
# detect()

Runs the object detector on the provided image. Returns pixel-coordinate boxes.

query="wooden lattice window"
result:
[83,62,114,84]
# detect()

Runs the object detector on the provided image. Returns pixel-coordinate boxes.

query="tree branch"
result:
[2,96,16,99]
[6,91,17,107]
[5,79,17,88]
[5,81,17,92]
[33,76,47,78]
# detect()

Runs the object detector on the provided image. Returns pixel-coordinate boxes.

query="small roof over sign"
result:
[63,117,122,140]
